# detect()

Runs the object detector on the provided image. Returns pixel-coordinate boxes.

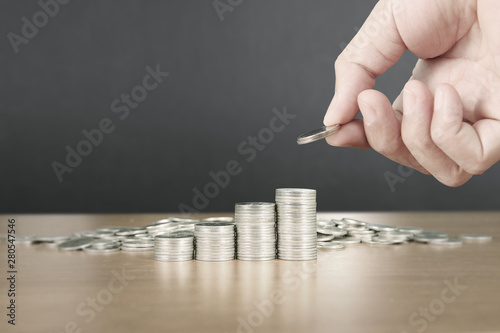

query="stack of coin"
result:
[154,233,194,261]
[121,237,154,251]
[276,188,317,260]
[235,202,276,261]
[195,222,235,261]
[83,239,121,253]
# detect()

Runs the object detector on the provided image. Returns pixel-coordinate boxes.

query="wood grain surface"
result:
[1,212,499,333]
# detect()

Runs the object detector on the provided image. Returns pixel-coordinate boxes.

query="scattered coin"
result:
[34,235,71,243]
[14,235,36,244]
[317,242,345,250]
[317,233,335,242]
[58,237,95,251]
[429,239,463,246]
[84,245,121,253]
[458,234,493,242]
[332,237,361,244]
[202,217,235,223]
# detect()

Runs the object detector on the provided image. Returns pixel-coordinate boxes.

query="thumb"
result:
[324,0,407,126]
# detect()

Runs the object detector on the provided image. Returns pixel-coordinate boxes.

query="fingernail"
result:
[360,101,376,126]
[403,88,416,115]
[323,97,338,126]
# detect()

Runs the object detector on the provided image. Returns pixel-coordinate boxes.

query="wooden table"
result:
[1,212,499,333]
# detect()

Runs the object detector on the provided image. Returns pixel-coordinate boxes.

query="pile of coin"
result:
[14,207,495,261]
[84,239,121,253]
[194,222,235,261]
[121,237,155,251]
[316,217,493,248]
[154,232,194,261]
[276,188,317,260]
[235,202,276,261]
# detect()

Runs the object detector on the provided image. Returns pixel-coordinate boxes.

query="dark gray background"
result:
[1,0,499,213]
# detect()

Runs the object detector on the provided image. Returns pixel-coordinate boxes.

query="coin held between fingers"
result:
[297,124,341,145]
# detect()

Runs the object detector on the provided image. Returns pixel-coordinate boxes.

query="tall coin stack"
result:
[195,222,235,261]
[276,188,317,260]
[154,233,194,261]
[235,202,276,261]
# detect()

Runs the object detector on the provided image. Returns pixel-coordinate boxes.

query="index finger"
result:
[323,0,406,126]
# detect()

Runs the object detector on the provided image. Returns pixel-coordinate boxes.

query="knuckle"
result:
[463,163,487,175]
[430,126,450,145]
[437,169,469,187]
[374,140,399,157]
[400,129,412,147]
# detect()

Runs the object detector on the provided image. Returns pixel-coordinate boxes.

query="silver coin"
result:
[371,236,406,244]
[156,233,194,239]
[14,235,36,244]
[332,237,361,244]
[429,239,463,246]
[92,239,121,248]
[202,217,235,223]
[58,237,95,250]
[348,229,374,235]
[121,246,154,251]
[121,243,154,248]
[341,218,367,227]
[366,224,398,232]
[154,218,173,224]
[297,125,340,145]
[317,233,335,242]
[237,254,276,259]
[35,235,71,243]
[317,225,347,236]
[115,227,147,236]
[317,242,345,250]
[458,234,493,242]
[362,238,399,245]
[83,245,121,253]
[414,232,449,243]
[155,255,193,260]
[169,216,200,224]
[397,226,424,234]
[377,231,413,241]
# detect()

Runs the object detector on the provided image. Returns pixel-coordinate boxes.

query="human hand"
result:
[323,0,500,186]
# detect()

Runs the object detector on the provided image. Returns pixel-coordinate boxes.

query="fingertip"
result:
[325,119,370,149]
[357,89,394,126]
[357,89,392,108]
[431,83,464,142]
[402,79,433,118]
[323,97,338,126]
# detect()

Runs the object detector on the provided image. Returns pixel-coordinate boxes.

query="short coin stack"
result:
[235,202,276,261]
[121,237,155,251]
[154,233,194,261]
[195,222,235,261]
[276,188,317,260]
